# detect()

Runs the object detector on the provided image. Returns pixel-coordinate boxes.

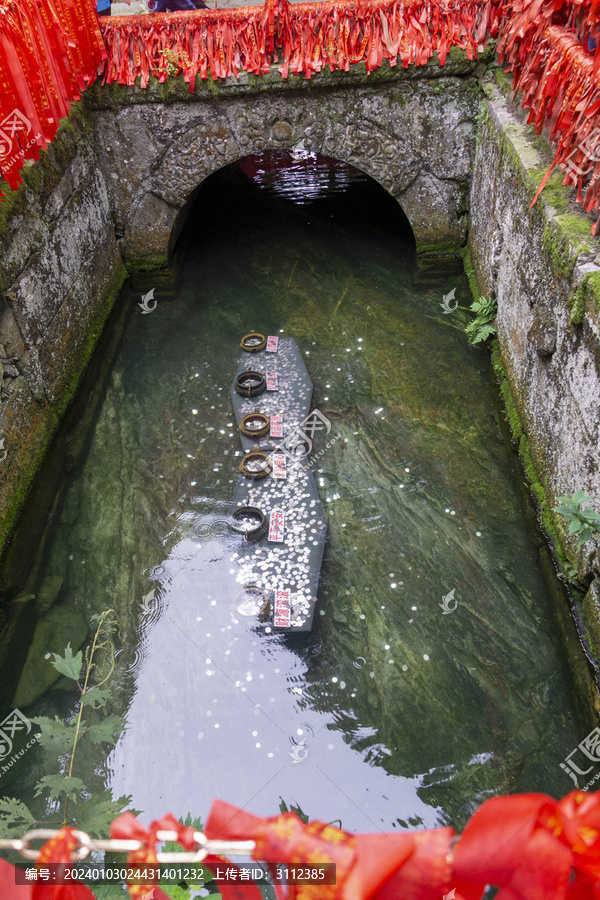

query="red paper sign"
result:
[266,336,279,352]
[266,372,278,391]
[274,589,291,626]
[269,508,285,542]
[270,415,283,438]
[272,454,286,479]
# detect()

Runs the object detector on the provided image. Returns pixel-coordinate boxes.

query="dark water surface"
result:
[0,153,589,840]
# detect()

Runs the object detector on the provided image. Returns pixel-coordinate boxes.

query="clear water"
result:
[0,154,589,843]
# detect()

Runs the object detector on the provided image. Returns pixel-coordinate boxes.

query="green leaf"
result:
[34,774,84,802]
[50,643,83,681]
[29,716,76,756]
[80,686,111,709]
[68,792,133,838]
[572,490,593,506]
[87,715,126,745]
[0,797,35,840]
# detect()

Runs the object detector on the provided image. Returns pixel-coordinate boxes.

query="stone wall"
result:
[468,76,600,657]
[0,105,127,553]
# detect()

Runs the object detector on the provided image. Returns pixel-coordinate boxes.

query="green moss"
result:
[554,213,595,237]
[528,168,571,214]
[490,340,573,574]
[416,240,463,257]
[569,271,600,325]
[542,222,578,280]
[462,245,480,300]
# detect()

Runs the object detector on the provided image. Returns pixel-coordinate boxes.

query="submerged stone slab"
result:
[230,337,313,454]
[229,337,326,632]
[230,458,327,632]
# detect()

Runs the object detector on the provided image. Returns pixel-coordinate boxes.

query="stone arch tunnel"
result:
[90,70,477,267]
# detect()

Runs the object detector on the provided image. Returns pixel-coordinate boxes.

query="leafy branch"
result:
[0,609,132,841]
[553,490,600,546]
[465,295,497,345]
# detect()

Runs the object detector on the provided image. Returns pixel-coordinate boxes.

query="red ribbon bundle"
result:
[496,0,600,234]
[2,791,600,898]
[0,0,106,197]
[100,0,498,89]
[203,790,600,899]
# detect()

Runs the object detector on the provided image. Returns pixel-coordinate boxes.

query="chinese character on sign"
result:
[274,589,291,627]
[270,415,283,438]
[266,336,279,352]
[272,453,286,479]
[268,509,285,542]
[266,372,278,391]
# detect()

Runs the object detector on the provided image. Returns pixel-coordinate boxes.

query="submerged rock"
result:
[37,575,64,613]
[12,606,87,709]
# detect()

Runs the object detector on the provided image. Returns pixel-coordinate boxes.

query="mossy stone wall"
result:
[468,78,600,657]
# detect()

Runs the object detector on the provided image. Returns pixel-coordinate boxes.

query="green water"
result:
[0,155,590,843]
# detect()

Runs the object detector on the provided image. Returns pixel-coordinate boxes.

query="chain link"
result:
[0,829,256,862]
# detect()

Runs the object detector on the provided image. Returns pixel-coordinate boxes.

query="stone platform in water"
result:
[228,337,327,633]
[231,337,313,454]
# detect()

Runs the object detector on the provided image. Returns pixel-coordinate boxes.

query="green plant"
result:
[160,814,220,900]
[465,294,497,344]
[0,610,133,840]
[553,491,600,546]
[158,48,191,76]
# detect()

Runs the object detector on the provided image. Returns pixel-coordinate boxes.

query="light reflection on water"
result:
[0,153,589,836]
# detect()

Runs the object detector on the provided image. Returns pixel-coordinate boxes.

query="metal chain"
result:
[0,829,256,862]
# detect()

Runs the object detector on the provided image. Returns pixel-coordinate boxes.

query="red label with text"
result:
[270,415,283,438]
[269,508,285,542]
[272,454,286,479]
[266,372,278,391]
[266,336,279,352]
[274,588,291,626]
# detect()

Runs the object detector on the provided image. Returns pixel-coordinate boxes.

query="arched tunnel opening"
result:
[172,150,417,260]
